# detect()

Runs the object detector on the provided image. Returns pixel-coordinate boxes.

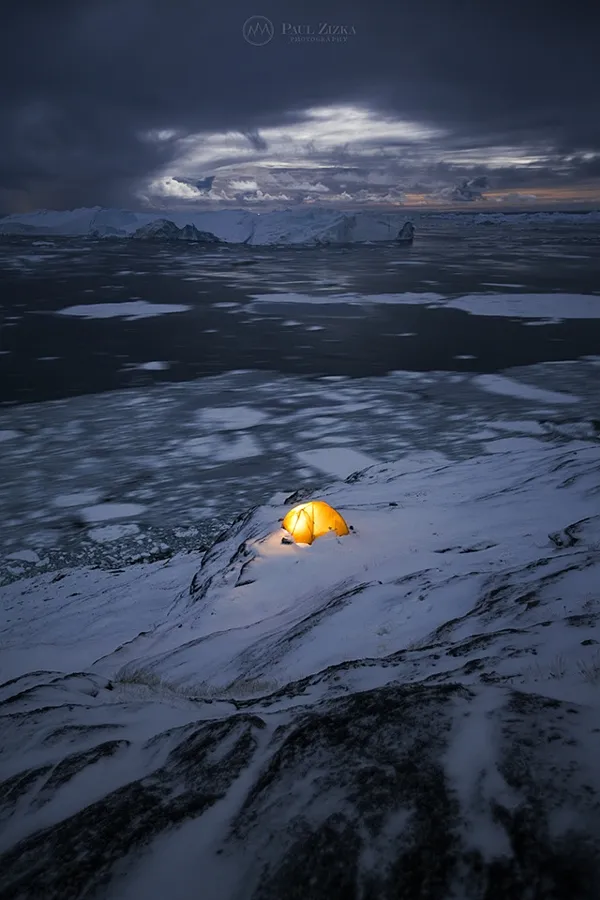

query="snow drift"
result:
[1,440,600,898]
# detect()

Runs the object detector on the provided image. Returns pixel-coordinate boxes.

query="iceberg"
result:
[2,205,600,244]
[0,205,414,246]
[88,225,127,238]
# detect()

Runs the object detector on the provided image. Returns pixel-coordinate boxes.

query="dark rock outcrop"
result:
[397,221,415,244]
[131,219,220,243]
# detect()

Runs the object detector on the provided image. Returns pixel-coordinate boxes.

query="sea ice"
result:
[297,447,378,478]
[474,374,579,405]
[55,300,191,320]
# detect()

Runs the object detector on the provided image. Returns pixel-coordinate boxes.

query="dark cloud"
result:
[449,176,490,202]
[241,131,269,151]
[174,175,215,192]
[1,0,599,211]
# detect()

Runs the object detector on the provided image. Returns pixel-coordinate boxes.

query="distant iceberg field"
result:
[1,205,599,246]
[0,206,411,246]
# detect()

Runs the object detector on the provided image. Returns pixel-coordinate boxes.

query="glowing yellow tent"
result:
[282,500,349,545]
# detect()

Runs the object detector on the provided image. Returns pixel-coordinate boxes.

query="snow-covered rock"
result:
[1,442,600,897]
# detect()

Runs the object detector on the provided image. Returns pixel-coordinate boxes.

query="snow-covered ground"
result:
[1,352,600,897]
[1,431,600,898]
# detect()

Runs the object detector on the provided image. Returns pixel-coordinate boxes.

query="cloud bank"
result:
[1,1,599,212]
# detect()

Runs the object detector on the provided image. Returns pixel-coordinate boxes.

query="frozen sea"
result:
[1,216,599,583]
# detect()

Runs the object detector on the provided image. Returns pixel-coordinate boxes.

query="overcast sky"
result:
[2,1,599,213]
